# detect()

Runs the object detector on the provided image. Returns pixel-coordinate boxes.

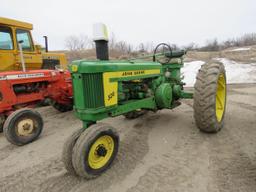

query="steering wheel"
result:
[153,43,172,64]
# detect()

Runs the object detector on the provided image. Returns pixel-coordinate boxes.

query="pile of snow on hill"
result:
[229,47,251,52]
[182,58,256,87]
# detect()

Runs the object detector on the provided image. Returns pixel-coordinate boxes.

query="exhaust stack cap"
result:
[93,23,109,41]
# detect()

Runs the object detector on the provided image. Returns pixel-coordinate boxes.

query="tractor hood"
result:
[70,60,162,73]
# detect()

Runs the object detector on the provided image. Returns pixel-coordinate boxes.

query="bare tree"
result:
[137,43,146,53]
[200,38,220,51]
[65,34,93,61]
[183,42,198,51]
[237,33,256,46]
[108,32,134,56]
[65,35,92,51]
[109,32,117,50]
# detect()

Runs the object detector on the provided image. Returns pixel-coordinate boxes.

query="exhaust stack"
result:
[43,36,49,52]
[93,23,109,60]
[18,40,26,72]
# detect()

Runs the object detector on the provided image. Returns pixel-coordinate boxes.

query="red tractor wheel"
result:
[3,108,43,146]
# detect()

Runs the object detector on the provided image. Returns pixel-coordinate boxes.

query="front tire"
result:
[193,61,227,133]
[3,108,43,145]
[72,123,119,179]
[62,128,84,175]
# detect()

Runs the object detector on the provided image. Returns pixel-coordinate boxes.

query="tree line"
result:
[65,32,256,60]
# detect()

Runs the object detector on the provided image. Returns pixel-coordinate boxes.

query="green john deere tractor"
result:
[62,25,226,179]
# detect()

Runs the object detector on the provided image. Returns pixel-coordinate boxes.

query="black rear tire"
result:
[193,61,227,133]
[3,108,43,146]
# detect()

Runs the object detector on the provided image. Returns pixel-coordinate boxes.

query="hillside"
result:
[186,45,256,63]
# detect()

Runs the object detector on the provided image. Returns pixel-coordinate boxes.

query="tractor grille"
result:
[82,73,104,108]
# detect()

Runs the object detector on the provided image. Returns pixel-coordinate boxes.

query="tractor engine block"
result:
[119,80,153,101]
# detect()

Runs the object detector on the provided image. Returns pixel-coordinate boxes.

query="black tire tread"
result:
[0,116,5,133]
[62,128,84,175]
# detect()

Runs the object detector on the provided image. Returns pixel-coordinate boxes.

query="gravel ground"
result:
[0,84,255,192]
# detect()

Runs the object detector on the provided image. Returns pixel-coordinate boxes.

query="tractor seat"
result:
[165,50,186,59]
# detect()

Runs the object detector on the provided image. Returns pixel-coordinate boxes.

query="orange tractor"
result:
[0,17,73,145]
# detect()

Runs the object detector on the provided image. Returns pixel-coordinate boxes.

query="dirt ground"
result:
[0,84,255,192]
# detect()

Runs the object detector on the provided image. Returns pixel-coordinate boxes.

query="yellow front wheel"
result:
[88,135,115,169]
[72,123,119,179]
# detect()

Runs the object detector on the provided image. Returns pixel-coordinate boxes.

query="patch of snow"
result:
[181,58,256,87]
[181,61,205,87]
[217,58,256,84]
[229,47,251,52]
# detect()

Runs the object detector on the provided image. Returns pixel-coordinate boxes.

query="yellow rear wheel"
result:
[215,74,226,122]
[194,61,226,133]
[72,123,119,179]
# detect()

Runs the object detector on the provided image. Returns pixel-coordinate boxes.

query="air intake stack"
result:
[93,23,109,60]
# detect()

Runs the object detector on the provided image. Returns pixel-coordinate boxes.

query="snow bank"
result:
[181,61,205,87]
[217,58,256,84]
[181,59,256,87]
[229,47,251,52]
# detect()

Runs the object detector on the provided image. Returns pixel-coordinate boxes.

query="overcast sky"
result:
[1,0,255,50]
